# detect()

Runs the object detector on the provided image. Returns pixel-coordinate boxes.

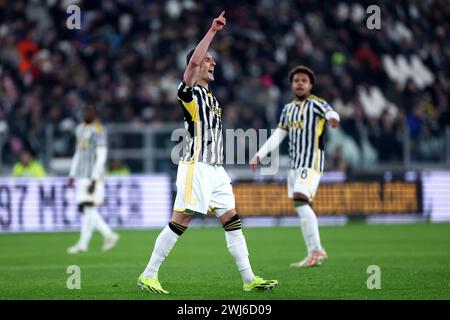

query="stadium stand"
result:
[0,0,448,173]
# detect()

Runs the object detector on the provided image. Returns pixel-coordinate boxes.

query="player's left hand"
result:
[328,118,339,128]
[88,180,96,194]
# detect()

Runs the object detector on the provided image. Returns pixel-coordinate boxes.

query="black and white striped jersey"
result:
[177,81,223,165]
[72,121,107,178]
[278,95,334,173]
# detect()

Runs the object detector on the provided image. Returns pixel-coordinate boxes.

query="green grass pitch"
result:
[0,222,449,300]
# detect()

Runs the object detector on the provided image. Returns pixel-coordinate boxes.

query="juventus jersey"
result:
[177,81,223,164]
[72,121,107,178]
[278,95,334,173]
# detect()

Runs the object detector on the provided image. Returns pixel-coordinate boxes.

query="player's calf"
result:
[138,217,190,294]
[222,213,278,292]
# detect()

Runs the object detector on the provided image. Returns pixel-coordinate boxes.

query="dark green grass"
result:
[0,223,449,300]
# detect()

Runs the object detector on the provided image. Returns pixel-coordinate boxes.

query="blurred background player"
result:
[67,103,119,254]
[137,11,278,294]
[251,66,340,267]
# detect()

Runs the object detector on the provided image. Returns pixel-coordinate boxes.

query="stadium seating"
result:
[0,0,448,173]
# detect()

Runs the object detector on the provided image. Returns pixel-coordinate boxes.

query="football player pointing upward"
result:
[137,11,278,294]
[251,66,340,267]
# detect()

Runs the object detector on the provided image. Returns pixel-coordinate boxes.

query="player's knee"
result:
[293,193,310,207]
[223,214,242,232]
[219,208,237,222]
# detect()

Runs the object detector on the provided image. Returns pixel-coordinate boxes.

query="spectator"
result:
[107,159,131,176]
[328,145,348,172]
[11,150,46,178]
[376,109,402,162]
[0,0,447,172]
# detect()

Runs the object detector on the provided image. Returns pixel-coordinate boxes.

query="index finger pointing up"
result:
[219,11,225,18]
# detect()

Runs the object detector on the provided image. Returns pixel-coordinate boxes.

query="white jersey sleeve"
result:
[91,125,108,180]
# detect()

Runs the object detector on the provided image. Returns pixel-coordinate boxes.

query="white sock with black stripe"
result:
[224,216,255,284]
[143,224,181,278]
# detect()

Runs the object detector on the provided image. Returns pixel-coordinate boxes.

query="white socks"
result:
[143,225,180,278]
[89,207,114,238]
[296,204,323,255]
[225,229,255,284]
[78,206,114,249]
[78,207,95,249]
[142,222,256,284]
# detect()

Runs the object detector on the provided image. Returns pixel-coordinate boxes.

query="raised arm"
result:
[183,11,226,86]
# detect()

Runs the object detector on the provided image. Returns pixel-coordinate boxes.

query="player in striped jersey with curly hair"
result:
[251,65,340,267]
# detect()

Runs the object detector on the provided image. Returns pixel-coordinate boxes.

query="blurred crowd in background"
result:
[0,0,449,174]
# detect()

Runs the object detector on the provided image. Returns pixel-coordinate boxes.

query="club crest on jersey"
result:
[208,104,222,117]
[288,120,303,129]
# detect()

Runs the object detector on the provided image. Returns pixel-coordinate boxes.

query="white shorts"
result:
[287,168,321,202]
[75,178,105,206]
[173,162,235,217]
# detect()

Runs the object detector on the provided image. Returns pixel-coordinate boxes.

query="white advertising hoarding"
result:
[422,171,450,222]
[0,175,172,232]
[0,171,448,232]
